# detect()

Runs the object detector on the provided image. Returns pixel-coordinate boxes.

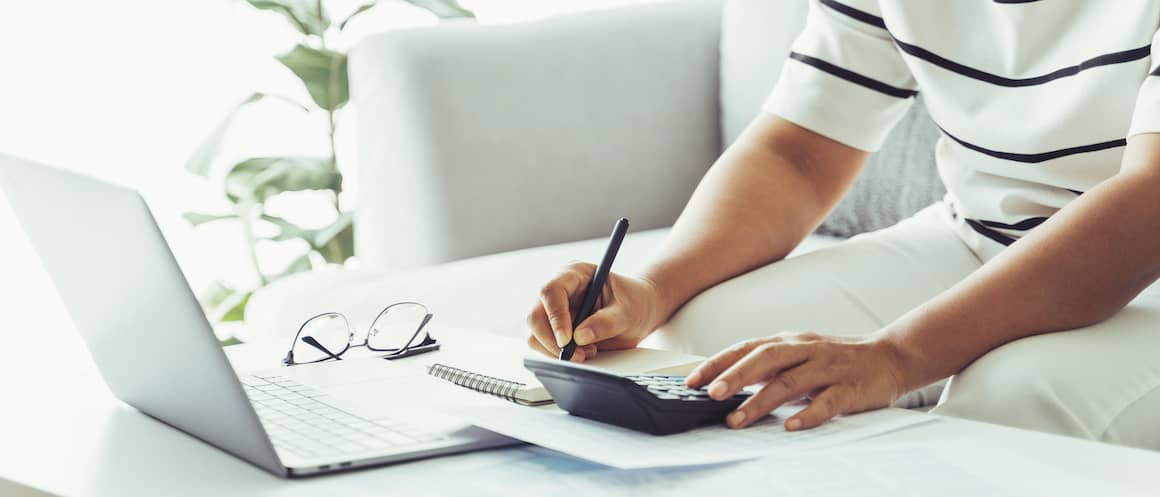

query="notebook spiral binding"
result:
[427,363,526,404]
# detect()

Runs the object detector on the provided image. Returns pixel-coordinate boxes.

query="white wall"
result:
[0,0,654,378]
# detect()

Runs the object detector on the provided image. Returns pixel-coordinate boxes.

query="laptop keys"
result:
[244,374,444,459]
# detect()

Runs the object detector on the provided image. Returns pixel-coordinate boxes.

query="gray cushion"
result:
[720,0,944,237]
[816,98,945,238]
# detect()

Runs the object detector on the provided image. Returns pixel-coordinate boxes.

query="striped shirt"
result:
[765,0,1160,260]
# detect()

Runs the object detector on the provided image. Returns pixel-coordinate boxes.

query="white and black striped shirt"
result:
[765,0,1160,259]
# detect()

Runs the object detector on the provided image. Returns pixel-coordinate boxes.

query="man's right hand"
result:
[526,262,666,362]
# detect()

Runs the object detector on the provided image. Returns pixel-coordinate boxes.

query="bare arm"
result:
[884,133,1160,392]
[689,133,1160,431]
[525,113,869,361]
[642,113,870,325]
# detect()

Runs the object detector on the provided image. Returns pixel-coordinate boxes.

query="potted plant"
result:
[183,0,473,341]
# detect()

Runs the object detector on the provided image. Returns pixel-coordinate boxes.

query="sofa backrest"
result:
[349,1,724,271]
[720,0,945,237]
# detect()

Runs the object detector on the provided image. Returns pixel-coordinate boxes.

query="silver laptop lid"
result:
[0,155,283,475]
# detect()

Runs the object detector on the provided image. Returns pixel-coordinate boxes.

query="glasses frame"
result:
[282,301,440,366]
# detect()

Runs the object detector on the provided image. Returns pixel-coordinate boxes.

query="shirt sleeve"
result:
[1127,28,1160,139]
[763,0,918,152]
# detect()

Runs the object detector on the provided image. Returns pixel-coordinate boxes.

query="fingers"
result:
[686,339,767,388]
[711,344,811,399]
[727,364,826,428]
[698,342,811,401]
[540,284,575,348]
[526,304,560,356]
[784,386,851,430]
[573,307,628,347]
[525,262,607,362]
[536,264,593,348]
[525,334,595,363]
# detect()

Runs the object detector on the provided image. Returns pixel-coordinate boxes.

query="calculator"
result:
[524,357,752,435]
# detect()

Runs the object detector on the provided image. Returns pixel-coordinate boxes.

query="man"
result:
[526,0,1160,448]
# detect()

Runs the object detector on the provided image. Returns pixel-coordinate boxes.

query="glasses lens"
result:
[367,303,430,352]
[292,313,352,363]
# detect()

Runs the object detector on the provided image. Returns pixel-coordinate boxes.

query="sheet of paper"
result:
[691,442,1148,497]
[279,442,1146,497]
[427,378,931,469]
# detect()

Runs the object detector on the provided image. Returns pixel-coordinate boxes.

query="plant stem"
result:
[239,200,267,286]
[327,108,340,211]
[316,25,341,213]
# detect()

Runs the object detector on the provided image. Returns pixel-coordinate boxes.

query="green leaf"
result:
[311,212,353,248]
[197,282,253,324]
[183,211,238,226]
[198,281,237,311]
[225,157,342,203]
[276,44,349,111]
[338,1,378,30]
[219,292,253,322]
[403,0,475,19]
[245,0,330,36]
[262,93,311,112]
[185,92,309,178]
[260,214,313,241]
[316,213,355,264]
[221,336,244,347]
[262,212,352,250]
[274,253,314,281]
[250,214,354,274]
[185,93,264,177]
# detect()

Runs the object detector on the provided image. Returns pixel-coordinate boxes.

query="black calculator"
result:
[524,357,752,435]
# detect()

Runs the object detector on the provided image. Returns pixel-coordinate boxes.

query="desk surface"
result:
[3,344,1159,497]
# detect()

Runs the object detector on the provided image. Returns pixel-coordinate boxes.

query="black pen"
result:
[560,218,630,361]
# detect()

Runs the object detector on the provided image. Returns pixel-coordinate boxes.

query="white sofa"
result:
[245,0,944,352]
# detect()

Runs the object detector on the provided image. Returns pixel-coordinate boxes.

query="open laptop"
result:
[0,155,517,477]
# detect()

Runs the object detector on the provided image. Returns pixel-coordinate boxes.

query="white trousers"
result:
[650,203,1160,450]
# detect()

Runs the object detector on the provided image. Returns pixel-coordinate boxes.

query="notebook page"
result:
[422,331,705,403]
[427,341,704,386]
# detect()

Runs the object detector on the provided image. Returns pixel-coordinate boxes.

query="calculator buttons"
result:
[628,375,749,402]
[527,357,753,435]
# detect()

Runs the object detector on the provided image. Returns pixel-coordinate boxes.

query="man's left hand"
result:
[684,332,908,430]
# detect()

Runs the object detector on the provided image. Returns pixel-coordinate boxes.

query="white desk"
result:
[2,344,1158,496]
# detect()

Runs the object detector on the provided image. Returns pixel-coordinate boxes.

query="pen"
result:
[560,217,630,361]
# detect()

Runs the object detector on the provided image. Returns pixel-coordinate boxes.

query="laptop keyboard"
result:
[241,373,445,459]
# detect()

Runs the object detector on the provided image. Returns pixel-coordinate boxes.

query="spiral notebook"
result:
[424,338,705,406]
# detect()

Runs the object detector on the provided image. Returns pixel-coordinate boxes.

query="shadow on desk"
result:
[0,478,61,497]
[87,406,286,494]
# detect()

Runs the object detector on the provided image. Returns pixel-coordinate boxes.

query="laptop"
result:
[0,155,518,477]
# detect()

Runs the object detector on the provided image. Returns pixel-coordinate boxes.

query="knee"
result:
[647,275,767,356]
[645,262,788,356]
[932,338,1092,438]
[646,251,886,356]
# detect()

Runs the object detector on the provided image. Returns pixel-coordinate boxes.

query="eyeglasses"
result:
[283,302,440,366]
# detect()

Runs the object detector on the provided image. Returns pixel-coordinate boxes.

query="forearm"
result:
[641,115,867,325]
[883,136,1160,391]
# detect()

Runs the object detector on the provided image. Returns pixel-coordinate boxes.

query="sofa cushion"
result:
[720,0,945,237]
[349,1,724,271]
[245,230,843,346]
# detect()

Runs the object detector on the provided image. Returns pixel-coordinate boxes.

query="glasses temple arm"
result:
[301,336,344,361]
[413,314,436,345]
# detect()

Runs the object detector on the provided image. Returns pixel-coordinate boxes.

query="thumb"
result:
[573,307,629,346]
